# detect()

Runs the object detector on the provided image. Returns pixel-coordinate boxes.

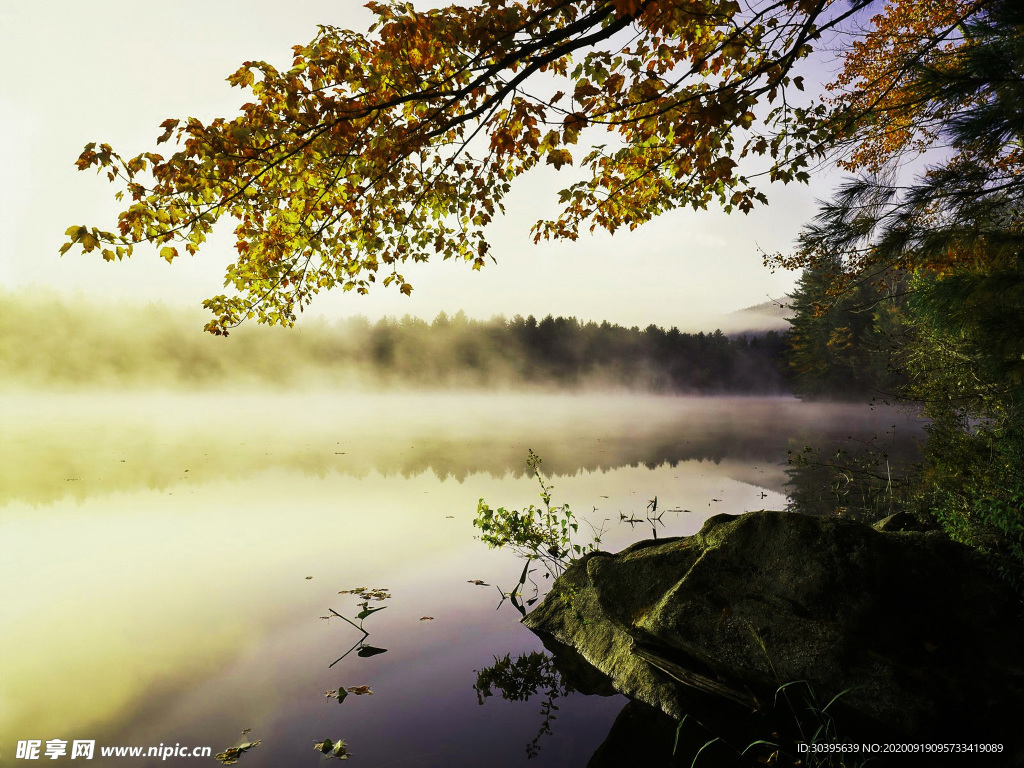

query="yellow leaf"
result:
[546,149,573,170]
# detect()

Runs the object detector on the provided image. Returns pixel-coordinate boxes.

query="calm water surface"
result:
[0,393,921,766]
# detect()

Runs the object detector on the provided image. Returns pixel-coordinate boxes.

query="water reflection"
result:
[477,641,898,768]
[470,640,750,767]
[0,392,924,766]
[784,425,920,520]
[474,652,573,759]
[0,392,920,506]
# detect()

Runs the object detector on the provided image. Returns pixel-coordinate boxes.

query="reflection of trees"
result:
[784,427,920,520]
[471,645,747,767]
[474,652,573,759]
[477,641,900,768]
[2,396,920,506]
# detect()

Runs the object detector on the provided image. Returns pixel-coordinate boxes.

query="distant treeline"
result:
[348,312,788,390]
[0,292,787,391]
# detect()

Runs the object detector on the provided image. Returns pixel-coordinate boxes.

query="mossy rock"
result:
[524,510,1024,754]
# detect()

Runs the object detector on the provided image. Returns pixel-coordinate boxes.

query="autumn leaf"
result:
[826,0,985,173]
[612,0,643,18]
[545,149,573,170]
[215,741,260,765]
[313,739,350,760]
[339,587,391,600]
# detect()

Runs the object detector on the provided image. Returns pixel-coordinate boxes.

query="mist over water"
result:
[0,391,919,508]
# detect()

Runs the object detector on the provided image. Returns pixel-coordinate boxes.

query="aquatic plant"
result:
[326,587,391,667]
[673,625,865,767]
[474,450,603,608]
[475,451,603,566]
[673,679,864,768]
[785,427,914,522]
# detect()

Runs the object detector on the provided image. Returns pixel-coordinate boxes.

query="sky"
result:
[0,0,845,332]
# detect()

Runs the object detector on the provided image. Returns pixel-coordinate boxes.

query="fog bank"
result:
[1,290,788,392]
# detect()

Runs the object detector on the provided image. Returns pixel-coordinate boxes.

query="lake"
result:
[0,392,922,766]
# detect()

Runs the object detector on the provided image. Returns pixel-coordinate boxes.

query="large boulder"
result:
[524,510,1024,756]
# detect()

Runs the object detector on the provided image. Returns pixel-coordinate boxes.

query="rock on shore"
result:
[524,510,1024,753]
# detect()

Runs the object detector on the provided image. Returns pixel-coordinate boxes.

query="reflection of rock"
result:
[536,634,618,698]
[524,511,1024,760]
[543,631,764,767]
[586,700,699,768]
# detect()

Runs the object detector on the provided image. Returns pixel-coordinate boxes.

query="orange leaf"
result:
[612,0,643,17]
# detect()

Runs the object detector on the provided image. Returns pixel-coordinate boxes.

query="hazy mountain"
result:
[716,298,793,336]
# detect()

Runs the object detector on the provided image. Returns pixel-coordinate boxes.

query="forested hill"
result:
[0,292,788,392]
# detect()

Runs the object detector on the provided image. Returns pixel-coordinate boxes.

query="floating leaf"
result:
[339,587,391,601]
[330,741,350,760]
[355,605,386,620]
[215,740,261,764]
[467,579,489,586]
[419,616,434,621]
[314,739,350,760]
[357,644,388,658]
[346,685,373,695]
